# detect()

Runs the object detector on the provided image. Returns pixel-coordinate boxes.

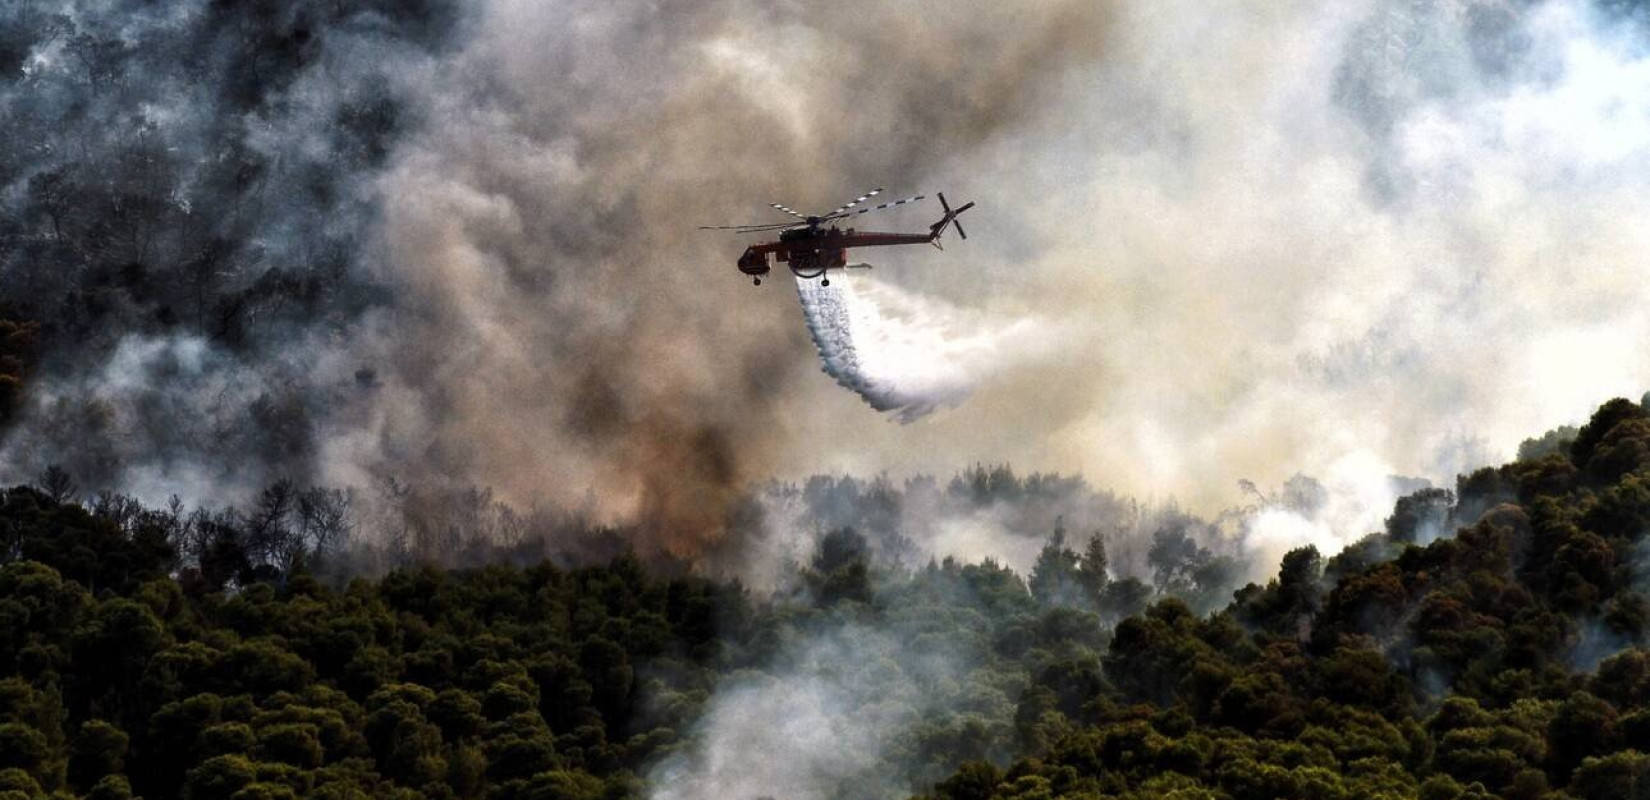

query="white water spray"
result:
[794,274,1050,423]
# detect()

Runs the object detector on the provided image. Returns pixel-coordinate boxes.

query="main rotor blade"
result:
[823,193,926,221]
[699,221,804,231]
[829,187,882,215]
[769,203,808,220]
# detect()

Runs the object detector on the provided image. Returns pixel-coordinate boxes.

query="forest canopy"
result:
[6,1,1650,798]
[1,396,1650,799]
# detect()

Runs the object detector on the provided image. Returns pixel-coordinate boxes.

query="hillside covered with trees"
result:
[2,396,1650,799]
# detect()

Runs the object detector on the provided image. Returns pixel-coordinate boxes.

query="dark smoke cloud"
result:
[321,0,1117,554]
[0,0,462,502]
[6,0,1650,576]
[0,0,1114,559]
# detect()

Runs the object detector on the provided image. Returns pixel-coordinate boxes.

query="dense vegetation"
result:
[2,396,1650,799]
[920,396,1650,800]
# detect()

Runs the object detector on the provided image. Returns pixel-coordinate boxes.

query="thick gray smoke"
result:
[4,0,1650,567]
[0,0,459,505]
[7,2,1650,799]
[305,0,1650,539]
[293,0,1117,556]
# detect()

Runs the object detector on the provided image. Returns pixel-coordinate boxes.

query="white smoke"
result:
[20,0,1650,539]
[646,612,1011,800]
[1238,451,1414,577]
[794,273,1052,423]
[647,626,922,800]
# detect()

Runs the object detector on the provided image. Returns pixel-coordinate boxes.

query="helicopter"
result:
[700,188,975,286]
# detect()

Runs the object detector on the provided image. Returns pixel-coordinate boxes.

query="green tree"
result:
[1076,533,1109,605]
[68,719,127,791]
[1028,520,1083,608]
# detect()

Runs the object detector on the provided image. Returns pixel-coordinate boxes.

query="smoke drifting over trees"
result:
[6,1,1650,800]
[0,0,460,500]
[5,0,1650,564]
[3,396,1650,799]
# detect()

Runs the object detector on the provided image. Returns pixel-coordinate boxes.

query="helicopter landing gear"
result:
[821,277,830,287]
[753,277,761,286]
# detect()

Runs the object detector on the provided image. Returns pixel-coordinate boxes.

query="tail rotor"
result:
[930,192,975,243]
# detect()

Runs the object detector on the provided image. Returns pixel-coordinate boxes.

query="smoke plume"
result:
[8,3,1650,799]
[3,0,1650,566]
[647,623,974,800]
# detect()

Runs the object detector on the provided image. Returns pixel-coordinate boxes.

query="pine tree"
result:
[1077,532,1110,607]
[1028,517,1082,607]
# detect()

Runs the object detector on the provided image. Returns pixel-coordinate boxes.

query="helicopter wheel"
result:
[821,278,830,287]
[753,277,761,286]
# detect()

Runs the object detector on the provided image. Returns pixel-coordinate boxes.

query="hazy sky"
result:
[5,0,1649,542]
[350,0,1650,527]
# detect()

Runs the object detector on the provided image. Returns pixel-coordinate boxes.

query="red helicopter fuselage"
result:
[735,194,973,286]
[737,226,937,281]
